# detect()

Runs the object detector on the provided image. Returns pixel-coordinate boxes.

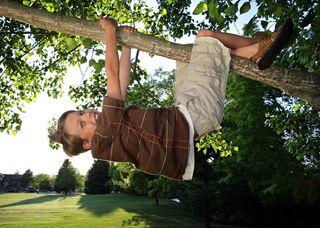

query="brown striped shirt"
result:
[91,96,190,180]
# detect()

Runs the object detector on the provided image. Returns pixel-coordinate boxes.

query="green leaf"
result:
[216,14,224,25]
[261,20,268,30]
[295,154,303,160]
[274,6,283,17]
[203,148,207,155]
[193,2,207,15]
[81,38,94,49]
[25,98,31,104]
[293,104,301,112]
[80,56,87,64]
[276,129,283,135]
[225,5,238,16]
[94,59,105,72]
[118,16,127,23]
[22,0,30,6]
[65,38,78,51]
[89,59,96,67]
[44,3,55,13]
[208,0,217,19]
[161,9,167,16]
[240,2,251,14]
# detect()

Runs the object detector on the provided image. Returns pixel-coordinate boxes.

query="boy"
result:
[49,18,293,180]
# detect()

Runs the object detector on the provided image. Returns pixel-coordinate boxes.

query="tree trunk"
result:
[155,195,160,206]
[204,159,211,228]
[1,0,319,108]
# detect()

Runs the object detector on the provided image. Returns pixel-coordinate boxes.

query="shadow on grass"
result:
[77,193,197,227]
[0,195,70,208]
[77,194,151,216]
[121,215,149,227]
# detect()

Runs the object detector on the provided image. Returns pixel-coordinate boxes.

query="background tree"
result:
[184,75,319,226]
[179,153,215,228]
[33,173,54,191]
[108,162,133,192]
[84,160,111,194]
[147,176,178,206]
[55,159,81,194]
[127,169,151,196]
[19,169,33,189]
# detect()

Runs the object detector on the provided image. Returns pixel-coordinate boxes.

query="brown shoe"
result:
[250,18,293,70]
[253,32,270,41]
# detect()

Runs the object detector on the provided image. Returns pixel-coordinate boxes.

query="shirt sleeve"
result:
[102,96,125,122]
[95,96,125,137]
[91,96,125,161]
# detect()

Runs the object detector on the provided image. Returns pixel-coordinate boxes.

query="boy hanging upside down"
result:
[49,17,293,180]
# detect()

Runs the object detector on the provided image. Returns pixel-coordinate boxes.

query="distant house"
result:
[0,173,22,192]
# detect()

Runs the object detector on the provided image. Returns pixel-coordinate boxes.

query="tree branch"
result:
[0,0,319,108]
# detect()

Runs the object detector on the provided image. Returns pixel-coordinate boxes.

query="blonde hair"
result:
[48,110,89,156]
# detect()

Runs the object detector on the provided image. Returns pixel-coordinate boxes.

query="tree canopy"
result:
[0,0,319,135]
[84,160,111,194]
[0,2,319,225]
[55,159,82,194]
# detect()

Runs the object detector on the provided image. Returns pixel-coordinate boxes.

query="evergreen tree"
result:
[84,160,111,194]
[20,169,33,189]
[55,159,80,194]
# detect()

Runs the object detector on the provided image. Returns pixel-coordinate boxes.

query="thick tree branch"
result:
[0,0,319,108]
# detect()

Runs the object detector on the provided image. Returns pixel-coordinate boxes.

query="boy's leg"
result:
[174,19,293,137]
[196,18,293,69]
[196,29,258,49]
[175,37,231,138]
[197,29,260,60]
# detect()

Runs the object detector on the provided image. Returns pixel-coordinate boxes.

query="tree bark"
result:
[1,0,319,108]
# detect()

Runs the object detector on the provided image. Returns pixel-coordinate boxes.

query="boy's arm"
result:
[100,18,122,100]
[118,27,136,100]
[119,46,131,100]
[120,26,137,100]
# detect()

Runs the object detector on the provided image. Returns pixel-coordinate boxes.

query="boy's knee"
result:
[196,29,215,38]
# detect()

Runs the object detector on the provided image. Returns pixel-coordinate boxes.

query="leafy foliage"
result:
[1,0,320,226]
[108,162,133,191]
[195,129,238,157]
[19,169,33,188]
[147,176,177,205]
[128,169,152,195]
[55,159,82,194]
[84,160,111,194]
[266,98,320,161]
[33,173,54,191]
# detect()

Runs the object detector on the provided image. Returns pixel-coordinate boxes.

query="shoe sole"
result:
[257,18,293,70]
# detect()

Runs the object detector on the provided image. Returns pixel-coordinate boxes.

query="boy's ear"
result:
[83,140,92,150]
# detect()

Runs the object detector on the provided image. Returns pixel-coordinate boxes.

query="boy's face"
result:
[64,109,101,150]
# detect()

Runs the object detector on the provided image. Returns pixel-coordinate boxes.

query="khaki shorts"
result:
[174,37,231,137]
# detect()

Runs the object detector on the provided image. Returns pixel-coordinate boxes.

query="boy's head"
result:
[48,109,100,156]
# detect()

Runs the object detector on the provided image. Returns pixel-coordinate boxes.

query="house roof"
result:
[1,174,22,181]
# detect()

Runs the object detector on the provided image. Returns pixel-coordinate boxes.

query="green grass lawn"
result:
[0,193,203,227]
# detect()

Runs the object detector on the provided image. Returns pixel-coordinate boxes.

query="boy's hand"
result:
[122,26,137,33]
[99,17,117,31]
